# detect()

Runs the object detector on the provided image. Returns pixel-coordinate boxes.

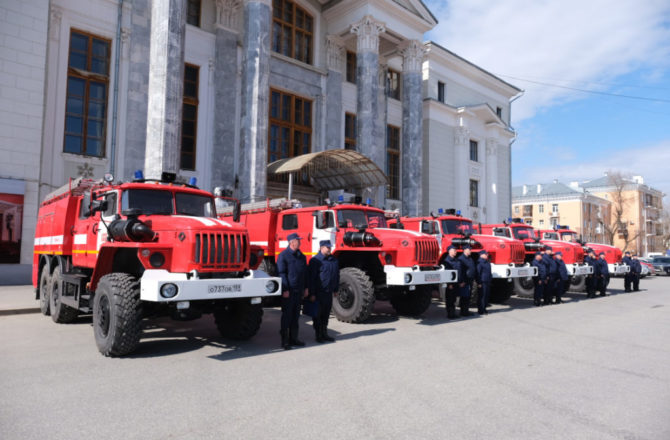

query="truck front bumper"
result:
[383,265,457,287]
[491,263,537,279]
[609,264,630,275]
[568,264,593,276]
[140,269,282,302]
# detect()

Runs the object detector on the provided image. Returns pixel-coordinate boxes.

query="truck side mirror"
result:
[81,192,92,218]
[90,199,108,214]
[233,200,240,223]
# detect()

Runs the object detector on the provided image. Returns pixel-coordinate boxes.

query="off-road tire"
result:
[214,299,263,340]
[569,275,586,292]
[513,276,535,299]
[50,267,78,323]
[390,285,433,317]
[491,279,513,303]
[332,267,375,323]
[39,269,51,316]
[93,273,142,357]
[258,258,278,276]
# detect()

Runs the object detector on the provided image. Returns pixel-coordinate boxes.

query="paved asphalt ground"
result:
[1,277,669,440]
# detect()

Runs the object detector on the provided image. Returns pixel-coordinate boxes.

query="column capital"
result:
[486,137,498,156]
[455,126,470,146]
[399,39,425,74]
[49,5,63,41]
[216,0,242,31]
[350,15,386,53]
[326,35,345,72]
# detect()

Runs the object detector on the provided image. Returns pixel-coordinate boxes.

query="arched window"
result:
[272,0,314,64]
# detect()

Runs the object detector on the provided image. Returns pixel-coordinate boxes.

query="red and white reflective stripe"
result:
[34,235,64,246]
[73,234,87,245]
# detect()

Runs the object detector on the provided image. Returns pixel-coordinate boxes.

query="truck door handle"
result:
[92,224,99,234]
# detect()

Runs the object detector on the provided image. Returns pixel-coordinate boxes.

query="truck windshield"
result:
[513,227,536,240]
[122,190,216,217]
[561,232,578,242]
[336,209,387,228]
[543,232,559,240]
[441,219,475,235]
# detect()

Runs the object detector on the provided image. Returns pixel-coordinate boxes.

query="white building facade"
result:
[0,0,520,264]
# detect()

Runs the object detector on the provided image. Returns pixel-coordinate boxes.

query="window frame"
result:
[186,0,201,27]
[344,113,356,150]
[64,29,111,158]
[268,88,313,164]
[271,0,314,65]
[282,214,299,230]
[386,124,400,199]
[346,51,357,84]
[386,69,401,100]
[539,204,544,213]
[437,81,445,102]
[469,139,478,162]
[180,63,199,171]
[469,179,479,207]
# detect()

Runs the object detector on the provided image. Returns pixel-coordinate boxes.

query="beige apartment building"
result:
[512,181,610,243]
[580,174,664,256]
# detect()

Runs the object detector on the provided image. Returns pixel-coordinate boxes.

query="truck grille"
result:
[415,239,439,265]
[511,242,525,264]
[194,232,248,269]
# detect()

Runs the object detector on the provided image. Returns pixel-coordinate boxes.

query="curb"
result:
[0,308,41,317]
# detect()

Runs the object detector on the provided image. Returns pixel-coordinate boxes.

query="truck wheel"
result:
[93,273,142,357]
[39,269,51,316]
[513,276,535,299]
[50,267,78,323]
[333,267,375,323]
[214,300,263,340]
[390,285,433,316]
[569,275,586,292]
[491,280,513,303]
[258,258,277,276]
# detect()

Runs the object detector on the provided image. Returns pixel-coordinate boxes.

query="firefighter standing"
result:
[542,247,558,305]
[584,249,597,298]
[631,254,642,291]
[622,251,633,292]
[554,251,569,304]
[308,240,339,343]
[476,250,492,315]
[531,252,546,307]
[444,246,461,319]
[596,252,610,296]
[457,246,475,317]
[277,233,309,350]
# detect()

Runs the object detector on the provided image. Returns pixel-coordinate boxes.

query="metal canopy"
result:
[266,149,388,191]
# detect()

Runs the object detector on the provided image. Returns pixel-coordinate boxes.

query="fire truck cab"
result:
[221,199,456,322]
[33,174,281,357]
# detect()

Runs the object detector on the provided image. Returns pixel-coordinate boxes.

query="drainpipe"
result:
[109,0,124,175]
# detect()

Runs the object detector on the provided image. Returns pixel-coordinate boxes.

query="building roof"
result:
[512,182,582,199]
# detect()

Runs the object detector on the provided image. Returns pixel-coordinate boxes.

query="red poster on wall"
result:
[0,193,23,264]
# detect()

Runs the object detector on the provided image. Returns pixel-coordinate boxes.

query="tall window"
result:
[64,30,111,157]
[344,113,356,150]
[469,140,478,162]
[180,64,199,170]
[272,0,313,64]
[552,203,558,214]
[496,106,502,118]
[386,125,400,199]
[346,51,356,84]
[539,204,544,213]
[539,219,544,227]
[437,81,445,102]
[187,0,201,27]
[269,89,312,163]
[469,179,479,207]
[387,69,401,100]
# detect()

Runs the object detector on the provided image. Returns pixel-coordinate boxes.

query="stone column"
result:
[238,0,271,202]
[325,35,344,150]
[485,138,499,223]
[144,0,187,179]
[123,0,152,179]
[455,126,470,212]
[400,40,425,216]
[212,0,242,193]
[375,60,388,207]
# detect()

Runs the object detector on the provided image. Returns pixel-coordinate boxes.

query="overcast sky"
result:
[424,0,670,198]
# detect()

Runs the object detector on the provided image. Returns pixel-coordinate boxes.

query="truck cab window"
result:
[103,192,117,217]
[493,227,510,238]
[175,193,215,217]
[122,189,173,215]
[282,214,298,230]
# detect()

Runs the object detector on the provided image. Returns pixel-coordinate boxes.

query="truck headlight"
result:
[160,283,178,298]
[265,280,279,293]
[404,274,412,283]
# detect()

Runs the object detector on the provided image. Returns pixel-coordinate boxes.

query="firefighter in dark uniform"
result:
[584,249,597,298]
[476,250,492,315]
[622,251,633,292]
[277,232,309,350]
[457,246,475,317]
[554,251,569,304]
[631,254,642,291]
[308,240,339,343]
[596,252,610,296]
[542,247,558,305]
[531,252,546,307]
[444,246,461,319]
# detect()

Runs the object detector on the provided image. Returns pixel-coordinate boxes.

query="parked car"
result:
[640,261,653,277]
[651,257,670,276]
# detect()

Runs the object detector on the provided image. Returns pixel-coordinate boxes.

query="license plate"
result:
[424,273,441,282]
[518,269,529,276]
[208,284,242,294]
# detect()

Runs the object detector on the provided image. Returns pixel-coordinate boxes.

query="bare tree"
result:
[601,171,641,252]
[661,206,670,251]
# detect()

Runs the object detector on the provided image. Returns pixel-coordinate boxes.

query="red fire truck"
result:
[393,210,535,303]
[220,199,457,322]
[539,225,629,276]
[479,220,591,297]
[33,174,281,357]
